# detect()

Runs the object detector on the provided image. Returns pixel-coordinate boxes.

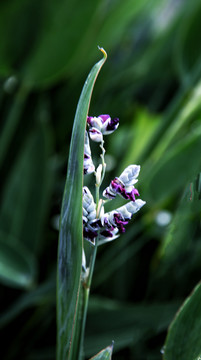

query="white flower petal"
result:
[119,165,140,186]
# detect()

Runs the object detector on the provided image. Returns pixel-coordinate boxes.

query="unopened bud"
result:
[96,164,103,185]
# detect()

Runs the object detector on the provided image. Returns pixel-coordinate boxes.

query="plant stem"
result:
[95,139,106,214]
[79,138,106,358]
[100,139,106,186]
[78,241,98,360]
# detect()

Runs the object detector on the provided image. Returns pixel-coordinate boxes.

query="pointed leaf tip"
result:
[89,343,113,359]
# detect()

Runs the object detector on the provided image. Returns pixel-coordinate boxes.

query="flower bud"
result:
[101,199,146,233]
[87,114,119,142]
[96,164,103,185]
[83,186,96,223]
[103,165,140,202]
[84,131,95,175]
[89,128,103,142]
[119,165,140,186]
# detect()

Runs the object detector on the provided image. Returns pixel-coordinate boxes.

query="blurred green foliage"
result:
[1,0,201,359]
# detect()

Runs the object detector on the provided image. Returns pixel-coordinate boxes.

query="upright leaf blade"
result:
[57,48,107,360]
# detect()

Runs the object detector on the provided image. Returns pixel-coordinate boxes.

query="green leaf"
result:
[147,126,201,203]
[0,122,53,253]
[85,296,179,356]
[119,107,160,171]
[0,232,36,289]
[56,48,107,360]
[89,344,113,360]
[160,196,201,261]
[164,282,201,360]
[175,1,201,82]
[22,0,102,87]
[0,87,28,169]
[0,0,45,76]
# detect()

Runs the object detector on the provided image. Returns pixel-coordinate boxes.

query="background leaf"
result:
[0,122,53,253]
[164,282,201,360]
[146,126,201,203]
[0,233,36,289]
[85,296,180,357]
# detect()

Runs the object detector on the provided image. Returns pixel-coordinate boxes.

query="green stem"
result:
[79,138,106,358]
[95,139,106,214]
[78,241,98,360]
[100,139,106,186]
[95,182,100,214]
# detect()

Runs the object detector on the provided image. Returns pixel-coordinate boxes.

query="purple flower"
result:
[113,213,128,233]
[101,199,146,234]
[87,114,119,142]
[83,197,146,245]
[83,226,98,243]
[83,215,119,245]
[103,165,140,201]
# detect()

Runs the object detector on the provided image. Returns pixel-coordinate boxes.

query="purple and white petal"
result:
[101,199,145,234]
[99,114,111,123]
[89,127,103,142]
[83,226,98,244]
[87,114,119,139]
[102,117,119,135]
[87,116,102,131]
[98,227,119,245]
[103,165,140,201]
[103,177,139,202]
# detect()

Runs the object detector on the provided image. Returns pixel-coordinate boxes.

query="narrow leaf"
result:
[56,48,107,360]
[0,123,53,253]
[164,282,201,360]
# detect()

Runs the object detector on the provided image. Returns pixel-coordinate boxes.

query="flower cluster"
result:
[83,114,145,246]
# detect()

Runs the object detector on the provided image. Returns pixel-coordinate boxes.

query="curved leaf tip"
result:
[98,46,107,60]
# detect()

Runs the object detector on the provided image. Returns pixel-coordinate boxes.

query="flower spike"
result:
[83,113,145,246]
